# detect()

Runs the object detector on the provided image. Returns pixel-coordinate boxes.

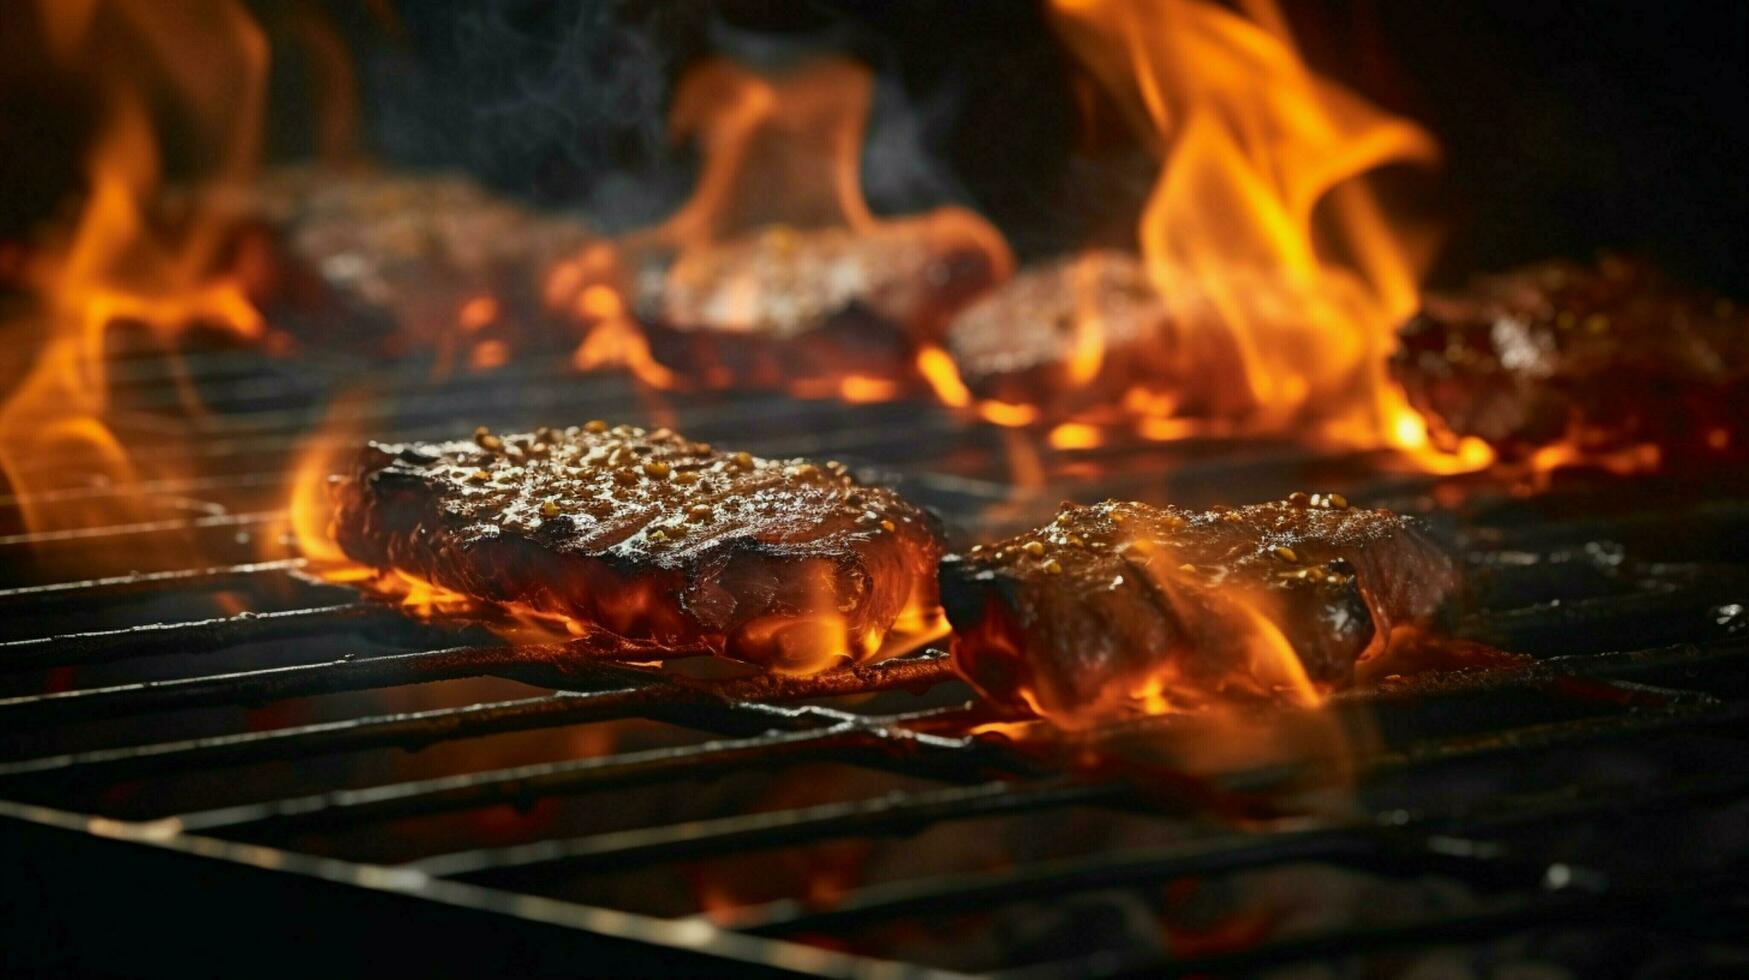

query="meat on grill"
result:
[328,423,942,672]
[215,167,594,357]
[615,211,1011,389]
[1392,256,1749,462]
[943,250,1252,420]
[938,496,1458,723]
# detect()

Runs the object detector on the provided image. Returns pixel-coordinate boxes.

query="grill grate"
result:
[3,351,1747,977]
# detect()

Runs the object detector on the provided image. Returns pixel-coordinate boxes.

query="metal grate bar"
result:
[416,693,1742,892]
[412,777,1125,881]
[0,510,283,550]
[172,715,1003,834]
[723,769,1749,939]
[0,653,958,782]
[0,604,399,674]
[0,558,308,608]
[0,471,286,512]
[0,643,602,729]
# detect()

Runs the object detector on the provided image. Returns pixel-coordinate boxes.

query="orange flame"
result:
[548,56,1011,395]
[0,1,269,548]
[938,0,1489,471]
[286,413,948,671]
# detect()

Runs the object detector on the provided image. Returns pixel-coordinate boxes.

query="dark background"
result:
[3,0,1747,291]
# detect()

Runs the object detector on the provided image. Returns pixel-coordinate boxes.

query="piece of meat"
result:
[615,211,1011,390]
[944,250,1253,420]
[211,166,594,359]
[1392,256,1749,463]
[938,496,1458,724]
[328,423,942,673]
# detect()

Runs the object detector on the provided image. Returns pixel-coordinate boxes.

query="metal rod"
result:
[0,604,399,674]
[723,770,1749,938]
[0,558,308,608]
[0,653,959,781]
[412,777,1123,881]
[173,713,994,834]
[0,510,283,550]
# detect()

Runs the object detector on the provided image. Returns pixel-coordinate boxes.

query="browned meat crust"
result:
[1392,256,1749,462]
[329,423,942,672]
[215,167,593,356]
[943,250,1253,420]
[624,212,1011,389]
[939,496,1457,723]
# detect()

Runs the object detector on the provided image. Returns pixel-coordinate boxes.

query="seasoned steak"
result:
[943,250,1251,420]
[939,496,1457,724]
[1392,256,1749,462]
[606,211,1011,390]
[328,423,942,673]
[216,167,593,357]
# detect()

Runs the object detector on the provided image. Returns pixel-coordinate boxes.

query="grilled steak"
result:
[1392,256,1749,462]
[216,167,593,358]
[944,250,1251,420]
[328,423,942,672]
[939,496,1457,723]
[603,211,1011,390]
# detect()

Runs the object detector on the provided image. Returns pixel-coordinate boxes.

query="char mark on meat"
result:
[1392,256,1749,463]
[622,211,1010,390]
[938,497,1457,724]
[329,423,942,673]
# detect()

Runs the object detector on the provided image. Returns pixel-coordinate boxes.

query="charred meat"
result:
[617,212,1011,389]
[944,250,1253,420]
[939,496,1457,723]
[329,423,942,672]
[1392,256,1749,462]
[217,167,593,357]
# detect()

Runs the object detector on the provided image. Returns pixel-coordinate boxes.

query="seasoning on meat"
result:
[620,212,1011,390]
[214,167,593,357]
[943,250,1260,421]
[327,423,942,673]
[938,497,1457,724]
[1392,256,1749,463]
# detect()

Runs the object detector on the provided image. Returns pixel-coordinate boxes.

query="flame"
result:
[0,1,269,549]
[286,413,947,671]
[930,0,1485,471]
[953,519,1339,731]
[548,56,1011,397]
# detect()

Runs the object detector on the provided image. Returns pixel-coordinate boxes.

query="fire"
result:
[547,56,1012,396]
[0,1,269,548]
[285,414,948,672]
[920,0,1488,470]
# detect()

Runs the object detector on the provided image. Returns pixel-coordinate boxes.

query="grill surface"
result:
[3,346,1748,977]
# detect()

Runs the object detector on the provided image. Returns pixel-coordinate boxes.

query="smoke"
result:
[356,1,1000,234]
[365,1,695,225]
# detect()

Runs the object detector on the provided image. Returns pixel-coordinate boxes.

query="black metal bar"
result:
[0,558,307,608]
[0,510,282,550]
[0,653,958,781]
[414,778,1124,881]
[0,644,556,729]
[0,471,286,513]
[724,770,1749,938]
[172,722,956,833]
[0,604,400,674]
